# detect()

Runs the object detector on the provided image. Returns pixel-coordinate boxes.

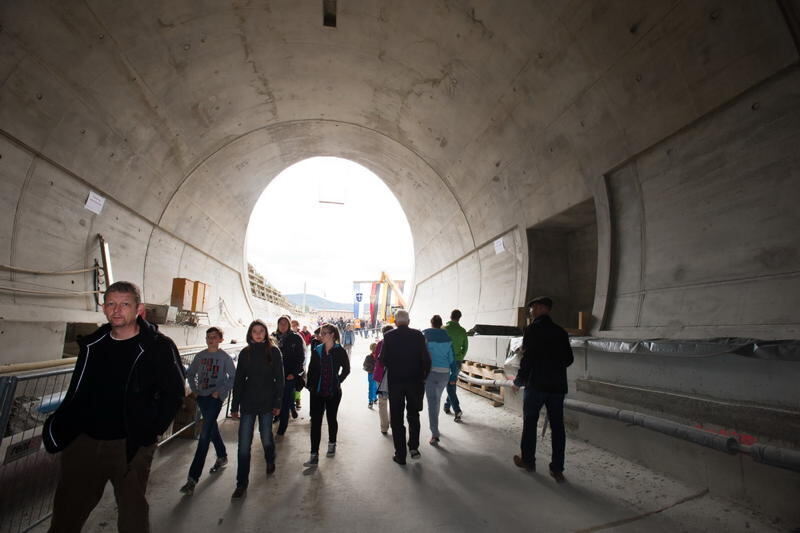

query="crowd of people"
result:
[42,281,574,532]
[313,316,388,339]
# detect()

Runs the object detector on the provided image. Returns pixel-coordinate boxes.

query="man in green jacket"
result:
[443,309,468,421]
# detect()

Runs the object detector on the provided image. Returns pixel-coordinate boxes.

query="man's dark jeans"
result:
[188,396,226,481]
[277,377,296,434]
[521,388,566,472]
[389,381,423,459]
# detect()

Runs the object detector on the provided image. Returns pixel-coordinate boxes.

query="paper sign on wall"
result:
[494,237,505,254]
[84,191,105,214]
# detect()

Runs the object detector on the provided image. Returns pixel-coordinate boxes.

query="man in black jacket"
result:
[380,310,431,465]
[43,281,185,532]
[512,296,574,482]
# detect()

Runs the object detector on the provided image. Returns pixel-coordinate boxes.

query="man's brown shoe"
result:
[513,455,534,472]
[549,469,566,483]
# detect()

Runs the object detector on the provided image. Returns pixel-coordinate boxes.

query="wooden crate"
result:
[192,281,208,313]
[171,278,194,311]
[457,360,504,406]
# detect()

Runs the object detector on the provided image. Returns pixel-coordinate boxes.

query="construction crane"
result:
[352,271,407,325]
[378,271,407,309]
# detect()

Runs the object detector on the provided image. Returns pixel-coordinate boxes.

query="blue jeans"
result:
[425,372,449,438]
[521,388,566,472]
[236,413,275,488]
[188,396,226,481]
[444,361,462,413]
[367,373,378,403]
[277,378,296,434]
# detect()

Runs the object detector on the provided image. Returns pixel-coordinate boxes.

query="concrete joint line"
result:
[0,128,241,278]
[614,267,800,297]
[777,0,800,56]
[574,489,709,533]
[414,225,519,288]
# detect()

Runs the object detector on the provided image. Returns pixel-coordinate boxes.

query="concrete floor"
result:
[36,339,782,533]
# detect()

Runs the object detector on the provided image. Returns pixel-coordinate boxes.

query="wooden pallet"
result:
[457,360,504,407]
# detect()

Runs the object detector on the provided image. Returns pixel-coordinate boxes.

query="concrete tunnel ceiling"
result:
[2,0,800,355]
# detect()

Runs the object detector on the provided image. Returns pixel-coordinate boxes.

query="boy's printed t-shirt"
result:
[187,349,235,397]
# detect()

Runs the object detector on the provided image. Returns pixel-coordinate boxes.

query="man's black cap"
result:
[527,296,553,308]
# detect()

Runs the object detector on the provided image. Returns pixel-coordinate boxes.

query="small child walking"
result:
[364,342,378,408]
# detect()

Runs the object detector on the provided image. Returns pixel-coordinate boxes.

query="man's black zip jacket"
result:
[379,325,431,385]
[514,314,574,394]
[43,316,186,461]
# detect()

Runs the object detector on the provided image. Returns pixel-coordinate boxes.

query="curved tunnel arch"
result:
[2,2,800,523]
[149,119,501,326]
[1,0,798,349]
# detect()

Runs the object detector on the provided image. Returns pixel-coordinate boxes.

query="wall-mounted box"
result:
[171,278,194,311]
[144,304,169,324]
[192,281,208,313]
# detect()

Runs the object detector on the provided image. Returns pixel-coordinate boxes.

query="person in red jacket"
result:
[299,325,313,345]
[372,324,394,434]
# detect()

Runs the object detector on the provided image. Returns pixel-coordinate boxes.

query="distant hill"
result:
[285,294,351,312]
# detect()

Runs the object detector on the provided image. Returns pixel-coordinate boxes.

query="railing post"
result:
[0,375,19,447]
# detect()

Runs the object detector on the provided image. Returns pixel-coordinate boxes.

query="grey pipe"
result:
[565,399,738,454]
[738,442,800,472]
[455,372,800,472]
[564,399,800,472]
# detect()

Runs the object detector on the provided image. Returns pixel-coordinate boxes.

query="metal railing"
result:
[0,369,73,533]
[0,343,245,533]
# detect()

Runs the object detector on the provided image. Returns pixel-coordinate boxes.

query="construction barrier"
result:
[0,343,245,533]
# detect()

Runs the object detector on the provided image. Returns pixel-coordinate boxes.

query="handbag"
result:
[295,375,305,392]
[378,369,389,394]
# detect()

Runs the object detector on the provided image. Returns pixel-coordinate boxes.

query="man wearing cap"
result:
[379,309,431,465]
[512,296,574,482]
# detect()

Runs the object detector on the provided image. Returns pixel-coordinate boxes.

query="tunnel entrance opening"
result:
[526,199,597,332]
[245,157,414,323]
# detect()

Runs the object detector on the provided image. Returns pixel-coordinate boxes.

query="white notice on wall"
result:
[494,237,505,254]
[85,191,105,215]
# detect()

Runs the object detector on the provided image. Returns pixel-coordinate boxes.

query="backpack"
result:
[362,354,375,373]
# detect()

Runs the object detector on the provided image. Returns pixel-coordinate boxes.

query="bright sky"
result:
[246,157,415,304]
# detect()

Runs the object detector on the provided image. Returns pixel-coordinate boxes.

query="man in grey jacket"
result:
[180,326,236,494]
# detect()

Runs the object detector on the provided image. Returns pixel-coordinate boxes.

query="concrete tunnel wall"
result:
[1,1,800,363]
[0,1,800,361]
[2,0,800,522]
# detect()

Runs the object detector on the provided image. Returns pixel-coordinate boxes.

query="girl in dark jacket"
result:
[303,323,350,467]
[230,320,284,498]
